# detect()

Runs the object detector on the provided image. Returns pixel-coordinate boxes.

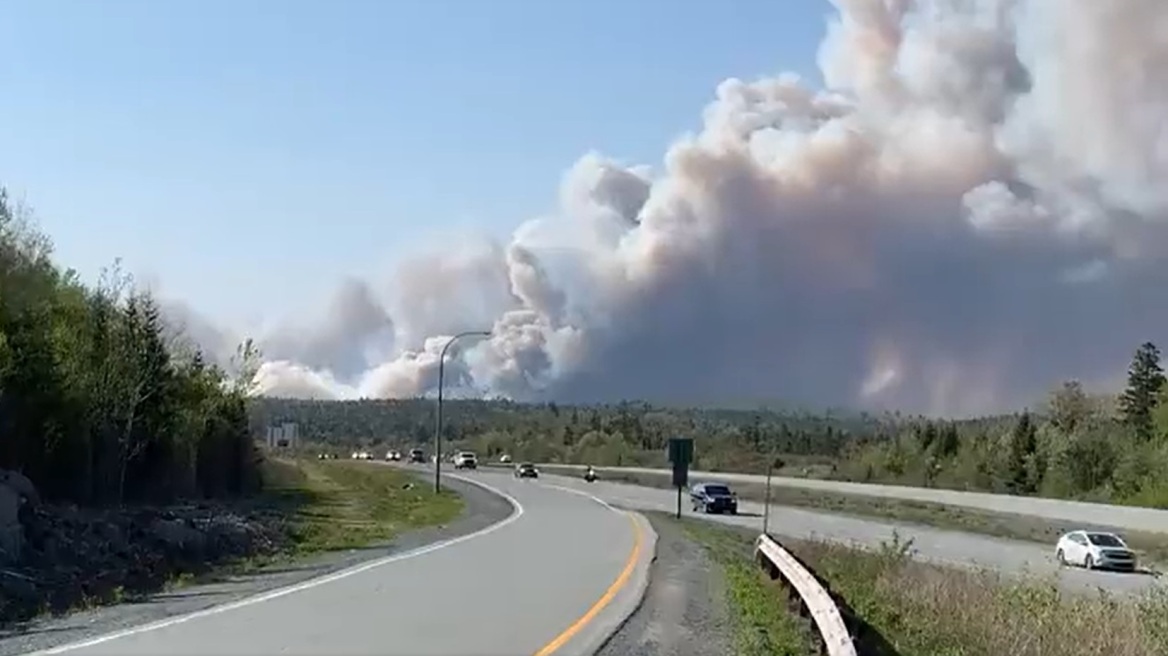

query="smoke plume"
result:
[170,0,1168,416]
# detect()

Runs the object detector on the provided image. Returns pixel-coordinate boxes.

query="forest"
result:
[0,189,263,505]
[255,342,1168,508]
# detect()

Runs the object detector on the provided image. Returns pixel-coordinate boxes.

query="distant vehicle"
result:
[1056,530,1137,571]
[514,463,538,479]
[499,454,512,464]
[408,449,425,463]
[454,452,478,470]
[690,482,738,515]
[385,450,401,462]
[583,466,598,482]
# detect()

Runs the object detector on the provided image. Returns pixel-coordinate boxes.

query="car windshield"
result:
[704,485,731,495]
[1087,533,1126,547]
[519,464,534,469]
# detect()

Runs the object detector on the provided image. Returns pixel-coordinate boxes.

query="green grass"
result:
[529,465,1168,569]
[261,458,464,554]
[663,515,1168,656]
[659,512,816,655]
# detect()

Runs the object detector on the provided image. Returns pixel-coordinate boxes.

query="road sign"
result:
[668,438,694,518]
[668,437,694,465]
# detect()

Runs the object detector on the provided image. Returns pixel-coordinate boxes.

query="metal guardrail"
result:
[755,533,856,656]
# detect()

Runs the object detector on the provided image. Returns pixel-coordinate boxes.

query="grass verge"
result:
[656,511,817,655]
[664,515,1168,656]
[532,465,1168,568]
[257,458,463,556]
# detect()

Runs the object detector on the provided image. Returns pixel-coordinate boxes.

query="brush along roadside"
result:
[668,513,1168,656]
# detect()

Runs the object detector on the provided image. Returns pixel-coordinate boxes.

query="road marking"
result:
[531,509,644,656]
[25,473,523,656]
[542,483,618,511]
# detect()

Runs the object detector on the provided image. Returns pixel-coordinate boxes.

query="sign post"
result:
[667,438,694,519]
[763,456,783,536]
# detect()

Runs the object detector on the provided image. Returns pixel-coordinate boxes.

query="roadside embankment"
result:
[0,459,463,630]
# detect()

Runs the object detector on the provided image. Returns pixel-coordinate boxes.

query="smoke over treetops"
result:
[169,0,1168,416]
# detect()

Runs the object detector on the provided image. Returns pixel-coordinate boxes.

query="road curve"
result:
[23,471,655,656]
[555,464,1168,534]
[538,472,1167,597]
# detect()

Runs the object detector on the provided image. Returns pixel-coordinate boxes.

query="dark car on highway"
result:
[514,463,539,479]
[690,482,738,514]
[408,448,426,463]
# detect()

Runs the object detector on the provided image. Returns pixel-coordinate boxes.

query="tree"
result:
[1048,380,1092,435]
[935,422,960,458]
[1007,411,1038,494]
[1119,342,1166,441]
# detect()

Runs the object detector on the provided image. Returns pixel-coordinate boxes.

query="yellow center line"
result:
[532,512,645,656]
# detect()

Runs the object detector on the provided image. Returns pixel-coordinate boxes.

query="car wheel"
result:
[1056,549,1065,566]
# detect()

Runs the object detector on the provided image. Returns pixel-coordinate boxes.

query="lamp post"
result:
[433,330,491,493]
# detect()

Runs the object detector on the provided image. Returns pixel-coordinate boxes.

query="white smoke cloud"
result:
[166,0,1168,416]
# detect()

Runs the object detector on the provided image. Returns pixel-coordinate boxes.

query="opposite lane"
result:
[568,464,1168,534]
[538,472,1167,597]
[26,472,651,656]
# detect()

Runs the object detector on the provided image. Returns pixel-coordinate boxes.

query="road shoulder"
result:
[597,511,735,656]
[0,474,512,656]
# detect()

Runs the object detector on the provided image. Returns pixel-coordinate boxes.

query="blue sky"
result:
[0,0,828,327]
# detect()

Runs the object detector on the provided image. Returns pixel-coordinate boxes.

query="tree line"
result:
[0,189,264,505]
[257,343,1168,507]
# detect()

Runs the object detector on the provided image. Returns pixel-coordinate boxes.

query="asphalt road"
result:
[564,465,1168,534]
[536,472,1168,597]
[19,471,656,656]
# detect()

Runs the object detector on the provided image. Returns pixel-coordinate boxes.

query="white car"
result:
[453,451,478,470]
[499,454,512,464]
[1055,530,1137,571]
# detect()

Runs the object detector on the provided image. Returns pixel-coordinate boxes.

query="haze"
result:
[4,0,1166,417]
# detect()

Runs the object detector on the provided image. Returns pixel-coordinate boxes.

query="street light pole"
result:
[434,330,491,494]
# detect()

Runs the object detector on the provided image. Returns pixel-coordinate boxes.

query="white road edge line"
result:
[23,473,524,656]
[542,483,619,513]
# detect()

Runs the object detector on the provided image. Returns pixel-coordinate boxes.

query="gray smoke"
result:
[172,0,1168,416]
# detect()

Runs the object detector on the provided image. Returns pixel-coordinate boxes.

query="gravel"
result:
[597,512,733,656]
[0,473,512,656]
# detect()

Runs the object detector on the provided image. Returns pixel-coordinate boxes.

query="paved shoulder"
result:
[19,471,653,656]
[598,513,732,656]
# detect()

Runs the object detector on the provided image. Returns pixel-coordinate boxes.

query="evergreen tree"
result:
[1007,411,1038,494]
[1119,342,1166,441]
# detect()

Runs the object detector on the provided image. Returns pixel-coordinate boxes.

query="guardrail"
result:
[755,533,856,656]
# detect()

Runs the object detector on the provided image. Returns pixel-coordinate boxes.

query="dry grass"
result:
[664,515,1168,656]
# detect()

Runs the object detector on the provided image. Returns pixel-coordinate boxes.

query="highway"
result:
[15,463,1166,656]
[534,471,1168,597]
[23,471,656,656]
[564,464,1168,534]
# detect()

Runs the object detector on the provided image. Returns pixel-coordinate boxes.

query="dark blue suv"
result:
[690,482,738,515]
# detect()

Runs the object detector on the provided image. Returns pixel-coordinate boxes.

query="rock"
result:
[0,485,22,564]
[149,518,206,554]
[0,470,39,506]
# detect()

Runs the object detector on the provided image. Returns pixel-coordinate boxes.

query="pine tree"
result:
[1007,411,1038,494]
[1119,342,1166,441]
